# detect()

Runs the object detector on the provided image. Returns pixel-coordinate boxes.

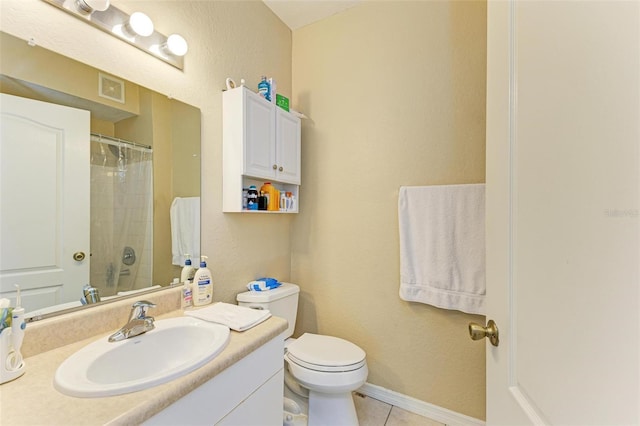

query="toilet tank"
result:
[236,282,299,338]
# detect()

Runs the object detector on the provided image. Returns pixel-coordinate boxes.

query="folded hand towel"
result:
[184,302,271,331]
[398,184,486,315]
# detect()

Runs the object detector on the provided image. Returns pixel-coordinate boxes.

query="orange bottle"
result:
[260,182,279,211]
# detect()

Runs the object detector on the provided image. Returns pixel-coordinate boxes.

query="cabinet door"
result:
[217,369,284,426]
[244,93,276,180]
[275,108,301,185]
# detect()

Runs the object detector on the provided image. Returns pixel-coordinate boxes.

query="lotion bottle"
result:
[192,256,213,306]
[180,255,196,308]
[180,255,196,283]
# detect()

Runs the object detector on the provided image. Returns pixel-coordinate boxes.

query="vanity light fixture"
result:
[74,0,110,15]
[165,34,189,57]
[42,0,187,70]
[127,12,154,37]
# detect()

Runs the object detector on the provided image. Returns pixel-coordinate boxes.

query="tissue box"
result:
[276,94,289,112]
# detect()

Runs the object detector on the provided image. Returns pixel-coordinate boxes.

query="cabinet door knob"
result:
[279,166,283,172]
[273,164,277,170]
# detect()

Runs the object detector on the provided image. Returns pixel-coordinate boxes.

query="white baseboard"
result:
[357,382,485,426]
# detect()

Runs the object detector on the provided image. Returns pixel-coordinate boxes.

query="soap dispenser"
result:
[1,285,26,384]
[192,256,213,306]
[180,255,196,284]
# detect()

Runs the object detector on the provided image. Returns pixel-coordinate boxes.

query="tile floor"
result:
[353,392,445,426]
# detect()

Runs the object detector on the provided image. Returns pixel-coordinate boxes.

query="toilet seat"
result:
[286,333,366,373]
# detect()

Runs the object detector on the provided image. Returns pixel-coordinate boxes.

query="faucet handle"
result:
[130,300,156,320]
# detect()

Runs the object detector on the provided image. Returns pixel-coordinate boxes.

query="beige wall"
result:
[291,0,487,420]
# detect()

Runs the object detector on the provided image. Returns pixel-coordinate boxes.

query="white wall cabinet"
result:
[143,335,283,425]
[223,86,301,213]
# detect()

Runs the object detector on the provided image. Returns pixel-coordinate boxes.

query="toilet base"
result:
[284,380,309,426]
[308,390,359,426]
[283,396,308,426]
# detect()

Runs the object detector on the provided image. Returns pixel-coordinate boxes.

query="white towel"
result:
[184,302,272,332]
[170,197,201,266]
[398,184,485,315]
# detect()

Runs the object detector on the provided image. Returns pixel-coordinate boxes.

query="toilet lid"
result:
[286,333,366,372]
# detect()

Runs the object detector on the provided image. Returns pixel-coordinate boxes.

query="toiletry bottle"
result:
[247,185,259,210]
[260,182,278,211]
[258,191,268,210]
[280,191,287,211]
[180,255,196,284]
[259,182,272,207]
[192,256,213,306]
[285,192,292,211]
[242,188,249,210]
[272,188,280,211]
[258,76,271,101]
[268,78,276,104]
[182,280,193,308]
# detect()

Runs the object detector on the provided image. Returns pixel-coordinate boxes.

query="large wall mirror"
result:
[0,32,201,320]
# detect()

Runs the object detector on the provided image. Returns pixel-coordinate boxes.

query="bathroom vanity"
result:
[0,288,287,425]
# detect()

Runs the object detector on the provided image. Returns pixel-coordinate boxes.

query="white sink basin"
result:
[54,316,230,397]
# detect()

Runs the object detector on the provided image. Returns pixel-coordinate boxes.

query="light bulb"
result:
[128,12,154,37]
[166,34,188,56]
[76,0,110,14]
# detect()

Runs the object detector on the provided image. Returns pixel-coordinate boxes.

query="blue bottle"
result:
[258,76,271,102]
[247,185,259,210]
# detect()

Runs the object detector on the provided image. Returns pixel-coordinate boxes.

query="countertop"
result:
[0,310,287,425]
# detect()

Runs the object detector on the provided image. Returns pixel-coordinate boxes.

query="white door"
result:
[485,1,639,424]
[276,108,301,185]
[0,94,90,312]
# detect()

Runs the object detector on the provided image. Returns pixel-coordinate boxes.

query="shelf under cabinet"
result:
[224,176,299,214]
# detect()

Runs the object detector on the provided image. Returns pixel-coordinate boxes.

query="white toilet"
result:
[237,283,368,426]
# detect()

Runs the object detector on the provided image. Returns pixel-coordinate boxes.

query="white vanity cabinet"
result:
[223,86,301,213]
[142,335,284,425]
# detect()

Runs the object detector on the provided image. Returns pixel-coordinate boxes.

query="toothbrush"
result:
[10,285,25,368]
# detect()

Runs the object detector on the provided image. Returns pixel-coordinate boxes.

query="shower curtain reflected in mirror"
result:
[90,135,153,297]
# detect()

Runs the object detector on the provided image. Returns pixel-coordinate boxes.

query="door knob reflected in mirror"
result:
[468,319,499,346]
[73,251,86,262]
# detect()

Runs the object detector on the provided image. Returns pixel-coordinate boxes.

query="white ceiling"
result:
[263,0,362,30]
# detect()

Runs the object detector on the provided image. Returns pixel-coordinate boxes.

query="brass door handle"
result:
[73,251,86,262]
[468,319,499,346]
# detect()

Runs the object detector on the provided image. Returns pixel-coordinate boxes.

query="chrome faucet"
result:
[108,300,156,342]
[80,284,101,305]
